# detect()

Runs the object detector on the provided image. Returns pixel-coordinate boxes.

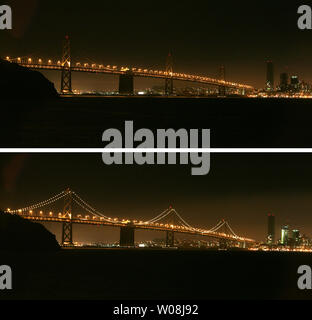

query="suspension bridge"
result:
[5,188,255,248]
[4,36,254,95]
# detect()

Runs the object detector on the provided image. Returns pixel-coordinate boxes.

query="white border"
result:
[0,148,312,153]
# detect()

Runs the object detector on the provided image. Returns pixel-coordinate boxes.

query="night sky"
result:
[1,1,311,89]
[2,1,312,244]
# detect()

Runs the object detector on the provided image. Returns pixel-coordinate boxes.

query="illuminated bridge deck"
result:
[6,57,254,91]
[6,189,255,245]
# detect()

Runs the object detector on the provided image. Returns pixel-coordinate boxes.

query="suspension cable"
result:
[72,192,110,219]
[145,208,171,223]
[147,209,175,224]
[207,220,226,233]
[72,198,113,222]
[225,221,239,238]
[6,191,67,214]
[171,209,195,229]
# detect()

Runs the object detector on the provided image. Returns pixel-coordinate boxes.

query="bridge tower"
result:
[219,65,226,82]
[61,36,72,94]
[218,65,226,96]
[217,219,238,249]
[166,208,176,247]
[165,52,174,96]
[61,188,73,246]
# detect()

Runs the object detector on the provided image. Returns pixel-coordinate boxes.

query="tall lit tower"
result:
[280,73,289,92]
[292,229,300,247]
[267,213,275,244]
[61,188,73,246]
[218,65,226,96]
[219,65,226,81]
[165,51,173,95]
[281,225,289,245]
[266,61,274,91]
[61,35,72,94]
[290,75,299,92]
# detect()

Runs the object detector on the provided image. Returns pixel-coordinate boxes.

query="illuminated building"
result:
[266,61,274,91]
[280,73,289,92]
[292,229,300,246]
[267,214,275,244]
[290,75,299,92]
[281,225,289,245]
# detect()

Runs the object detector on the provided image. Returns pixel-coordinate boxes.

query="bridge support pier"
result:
[166,231,175,247]
[240,241,246,249]
[165,78,173,96]
[240,88,246,96]
[119,72,134,95]
[62,221,73,246]
[219,239,228,249]
[120,226,135,247]
[218,85,226,96]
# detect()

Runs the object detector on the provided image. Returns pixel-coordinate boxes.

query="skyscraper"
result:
[280,73,289,92]
[267,214,275,244]
[292,229,300,246]
[281,225,289,245]
[290,76,299,92]
[266,61,274,91]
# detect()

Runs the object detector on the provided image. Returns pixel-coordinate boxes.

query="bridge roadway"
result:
[7,189,255,246]
[7,58,254,91]
[18,212,255,244]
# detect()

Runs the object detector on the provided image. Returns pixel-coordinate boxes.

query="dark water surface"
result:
[2,97,312,147]
[1,249,312,300]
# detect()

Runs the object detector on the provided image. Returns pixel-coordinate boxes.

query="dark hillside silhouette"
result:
[0,59,59,99]
[0,211,60,252]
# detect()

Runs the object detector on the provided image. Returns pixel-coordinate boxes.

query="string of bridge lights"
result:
[200,220,239,238]
[208,220,226,233]
[71,191,112,220]
[171,209,196,230]
[146,208,194,230]
[146,208,173,223]
[149,208,195,229]
[6,191,67,214]
[224,221,239,238]
[5,189,249,241]
[72,198,114,222]
[4,56,253,90]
